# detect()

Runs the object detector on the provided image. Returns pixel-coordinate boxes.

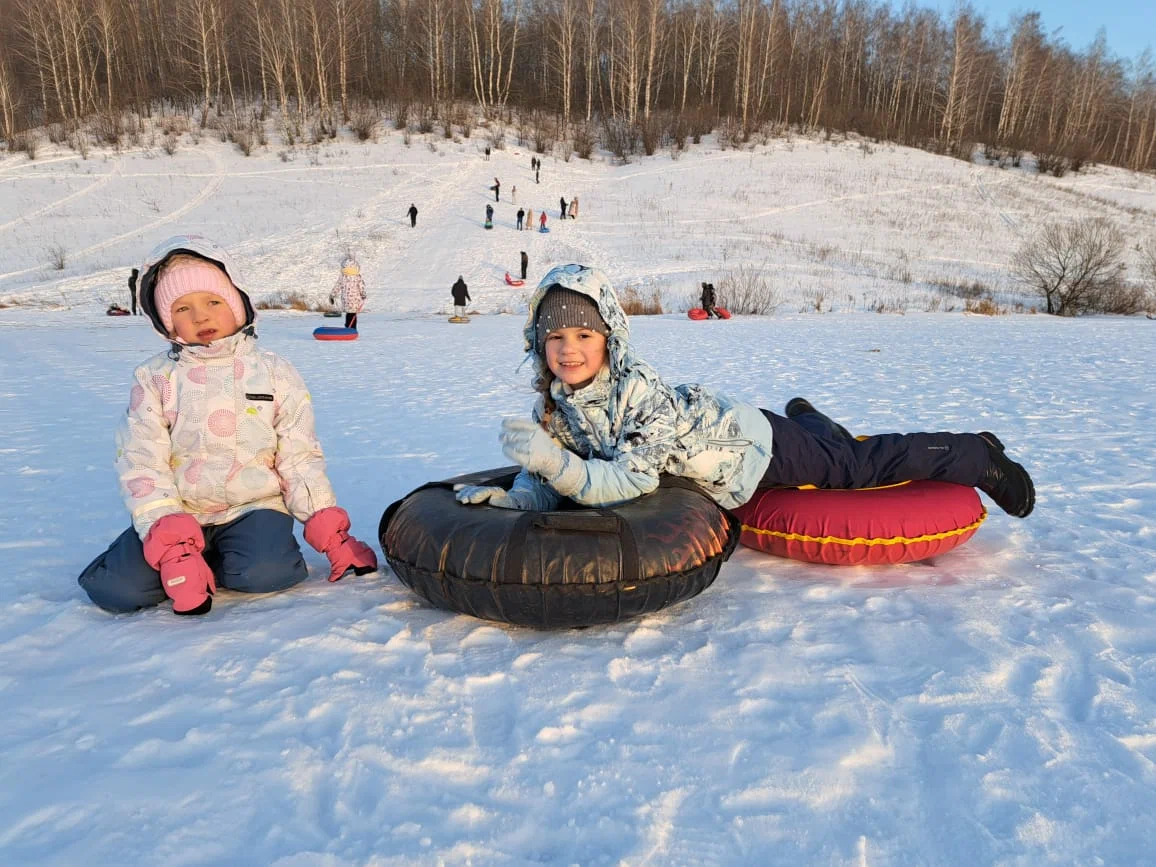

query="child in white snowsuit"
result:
[455,265,1035,520]
[78,235,377,616]
[331,255,368,330]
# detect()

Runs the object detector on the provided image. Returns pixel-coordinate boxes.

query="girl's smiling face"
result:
[169,291,239,344]
[544,326,608,389]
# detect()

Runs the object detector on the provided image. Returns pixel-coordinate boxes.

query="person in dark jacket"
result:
[560,197,568,219]
[516,208,525,230]
[492,178,501,202]
[407,204,418,228]
[129,268,140,315]
[485,204,494,226]
[451,276,471,318]
[520,251,529,280]
[701,282,721,318]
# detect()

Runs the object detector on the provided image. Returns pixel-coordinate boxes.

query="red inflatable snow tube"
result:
[687,307,732,320]
[313,326,358,341]
[732,481,986,565]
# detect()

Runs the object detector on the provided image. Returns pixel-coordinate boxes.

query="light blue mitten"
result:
[499,419,567,479]
[453,484,536,510]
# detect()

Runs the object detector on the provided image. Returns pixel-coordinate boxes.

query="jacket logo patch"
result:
[245,393,274,401]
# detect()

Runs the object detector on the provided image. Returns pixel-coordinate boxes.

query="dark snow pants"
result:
[78,509,307,613]
[759,409,989,490]
[345,312,359,330]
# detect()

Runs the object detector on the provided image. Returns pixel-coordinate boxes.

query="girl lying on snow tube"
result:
[454,264,1035,525]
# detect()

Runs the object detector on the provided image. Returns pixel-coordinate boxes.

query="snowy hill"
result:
[3,126,1154,314]
[2,127,1156,865]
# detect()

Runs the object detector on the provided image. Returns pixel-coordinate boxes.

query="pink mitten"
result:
[304,506,379,582]
[142,513,216,615]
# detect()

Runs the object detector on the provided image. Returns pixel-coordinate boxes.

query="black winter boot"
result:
[784,397,854,441]
[977,433,1035,518]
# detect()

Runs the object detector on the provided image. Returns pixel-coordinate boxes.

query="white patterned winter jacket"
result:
[117,234,337,539]
[331,271,367,313]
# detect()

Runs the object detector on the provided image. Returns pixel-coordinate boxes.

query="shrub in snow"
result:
[1035,152,1069,177]
[573,125,594,160]
[618,286,663,315]
[1012,218,1126,315]
[717,264,782,315]
[12,130,37,159]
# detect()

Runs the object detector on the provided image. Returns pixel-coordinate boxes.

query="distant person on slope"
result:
[700,282,721,318]
[569,196,579,219]
[407,203,418,228]
[539,211,548,231]
[520,250,529,281]
[129,268,141,315]
[560,197,568,219]
[485,204,494,225]
[452,276,471,318]
[492,178,501,202]
[525,208,534,231]
[516,208,525,230]
[453,264,1036,521]
[331,254,368,330]
[77,235,377,616]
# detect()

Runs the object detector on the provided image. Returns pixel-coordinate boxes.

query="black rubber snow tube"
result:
[379,466,741,628]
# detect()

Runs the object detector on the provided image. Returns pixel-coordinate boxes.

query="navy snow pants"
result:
[760,409,989,490]
[78,509,308,613]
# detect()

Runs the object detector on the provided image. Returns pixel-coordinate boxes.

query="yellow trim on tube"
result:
[741,510,986,548]
[794,480,912,492]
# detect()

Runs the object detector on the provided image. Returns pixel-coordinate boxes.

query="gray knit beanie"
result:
[535,287,610,350]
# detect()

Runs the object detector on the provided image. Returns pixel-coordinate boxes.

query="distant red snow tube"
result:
[504,272,525,287]
[732,481,986,565]
[313,326,358,341]
[687,307,732,320]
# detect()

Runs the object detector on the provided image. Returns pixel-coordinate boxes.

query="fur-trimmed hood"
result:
[523,264,635,377]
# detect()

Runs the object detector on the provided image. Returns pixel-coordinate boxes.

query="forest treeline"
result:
[0,0,1153,172]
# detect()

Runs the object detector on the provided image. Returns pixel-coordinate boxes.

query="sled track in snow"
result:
[0,148,227,285]
[0,163,124,235]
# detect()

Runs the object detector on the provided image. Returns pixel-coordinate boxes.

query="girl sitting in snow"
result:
[330,254,367,330]
[78,235,377,616]
[455,264,1035,518]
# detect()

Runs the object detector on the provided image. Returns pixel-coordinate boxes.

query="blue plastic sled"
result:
[539,227,550,233]
[313,326,358,341]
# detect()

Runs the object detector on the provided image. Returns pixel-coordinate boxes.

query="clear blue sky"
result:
[911,0,1153,61]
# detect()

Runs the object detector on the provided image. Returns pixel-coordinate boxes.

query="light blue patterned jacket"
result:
[508,265,773,510]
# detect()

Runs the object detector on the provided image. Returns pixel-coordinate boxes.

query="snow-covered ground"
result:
[2,126,1155,865]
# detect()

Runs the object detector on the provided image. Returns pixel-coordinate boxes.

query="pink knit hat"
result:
[154,255,247,334]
